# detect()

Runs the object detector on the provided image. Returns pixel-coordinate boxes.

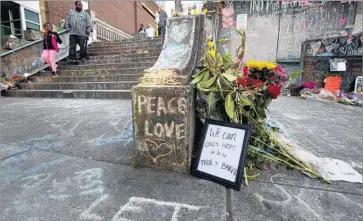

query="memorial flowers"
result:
[192,30,329,184]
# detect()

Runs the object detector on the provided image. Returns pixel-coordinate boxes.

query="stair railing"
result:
[94,18,133,41]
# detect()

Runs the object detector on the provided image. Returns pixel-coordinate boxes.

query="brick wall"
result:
[45,1,74,27]
[45,1,159,35]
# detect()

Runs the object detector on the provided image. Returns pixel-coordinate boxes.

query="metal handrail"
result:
[1,29,69,57]
[95,18,132,41]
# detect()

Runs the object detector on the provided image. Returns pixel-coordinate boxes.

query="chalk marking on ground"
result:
[20,173,51,189]
[111,197,204,221]
[80,194,109,220]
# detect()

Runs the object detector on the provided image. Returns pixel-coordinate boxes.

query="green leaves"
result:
[289,69,304,81]
[200,75,217,89]
[256,106,266,119]
[240,97,252,106]
[225,92,235,120]
[192,71,205,84]
[222,69,238,82]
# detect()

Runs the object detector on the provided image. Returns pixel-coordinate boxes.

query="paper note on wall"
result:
[325,76,341,93]
[330,61,346,71]
[236,14,247,30]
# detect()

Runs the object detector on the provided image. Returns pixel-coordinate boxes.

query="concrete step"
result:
[87,49,162,56]
[29,74,142,83]
[57,56,159,66]
[38,67,148,76]
[88,45,162,52]
[18,81,137,90]
[57,62,154,71]
[4,89,132,99]
[92,38,163,46]
[87,52,161,60]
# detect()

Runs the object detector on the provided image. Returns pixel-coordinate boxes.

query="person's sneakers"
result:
[51,72,59,77]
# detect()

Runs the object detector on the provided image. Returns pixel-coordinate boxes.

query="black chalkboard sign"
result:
[191,119,251,191]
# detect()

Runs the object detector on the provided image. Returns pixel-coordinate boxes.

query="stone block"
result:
[132,85,194,172]
[131,15,206,173]
[23,29,42,41]
[1,35,20,50]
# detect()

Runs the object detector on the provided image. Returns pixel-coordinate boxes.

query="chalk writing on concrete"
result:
[20,168,104,199]
[21,173,51,189]
[111,197,203,221]
[80,194,110,220]
[137,95,186,140]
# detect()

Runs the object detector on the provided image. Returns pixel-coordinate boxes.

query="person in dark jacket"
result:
[138,24,146,34]
[158,7,168,38]
[41,23,62,77]
[65,1,92,62]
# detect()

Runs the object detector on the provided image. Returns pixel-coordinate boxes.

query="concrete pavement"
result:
[0,97,362,221]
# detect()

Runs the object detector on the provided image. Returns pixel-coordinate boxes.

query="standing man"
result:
[138,24,146,34]
[65,1,92,63]
[158,7,168,38]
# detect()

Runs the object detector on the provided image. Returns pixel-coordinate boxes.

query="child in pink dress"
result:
[41,23,62,77]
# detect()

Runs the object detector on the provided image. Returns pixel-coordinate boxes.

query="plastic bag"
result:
[299,88,313,96]
[315,88,337,102]
[267,118,362,183]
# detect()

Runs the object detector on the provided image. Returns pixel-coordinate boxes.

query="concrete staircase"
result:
[4,38,163,99]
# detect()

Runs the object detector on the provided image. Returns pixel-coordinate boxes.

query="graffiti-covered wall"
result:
[301,32,362,91]
[221,1,362,62]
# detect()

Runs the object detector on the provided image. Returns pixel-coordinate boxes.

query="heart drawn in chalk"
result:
[169,21,191,43]
[142,139,173,163]
[309,41,321,54]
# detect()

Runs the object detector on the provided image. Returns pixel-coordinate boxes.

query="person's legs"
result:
[41,50,50,64]
[48,50,58,76]
[78,36,86,61]
[68,35,77,61]
[85,38,89,60]
[161,26,166,37]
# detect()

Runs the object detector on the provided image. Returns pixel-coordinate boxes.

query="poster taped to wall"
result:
[236,14,247,30]
[354,76,363,94]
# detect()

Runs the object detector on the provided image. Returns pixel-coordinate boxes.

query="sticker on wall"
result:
[236,14,248,30]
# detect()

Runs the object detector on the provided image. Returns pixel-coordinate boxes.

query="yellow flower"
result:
[203,8,208,14]
[246,60,277,70]
[208,41,214,49]
[208,50,216,57]
[266,62,277,70]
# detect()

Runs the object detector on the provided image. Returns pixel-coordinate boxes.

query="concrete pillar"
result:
[39,0,47,25]
[132,15,205,172]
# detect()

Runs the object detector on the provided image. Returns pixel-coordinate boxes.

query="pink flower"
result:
[301,81,316,89]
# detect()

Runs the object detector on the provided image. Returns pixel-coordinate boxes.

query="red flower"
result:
[243,66,248,76]
[12,74,21,80]
[267,85,281,99]
[237,77,247,87]
[237,77,264,88]
[248,78,263,87]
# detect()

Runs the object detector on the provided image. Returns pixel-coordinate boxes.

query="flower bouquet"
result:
[192,31,329,184]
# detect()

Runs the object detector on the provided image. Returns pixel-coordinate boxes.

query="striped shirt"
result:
[65,10,92,37]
